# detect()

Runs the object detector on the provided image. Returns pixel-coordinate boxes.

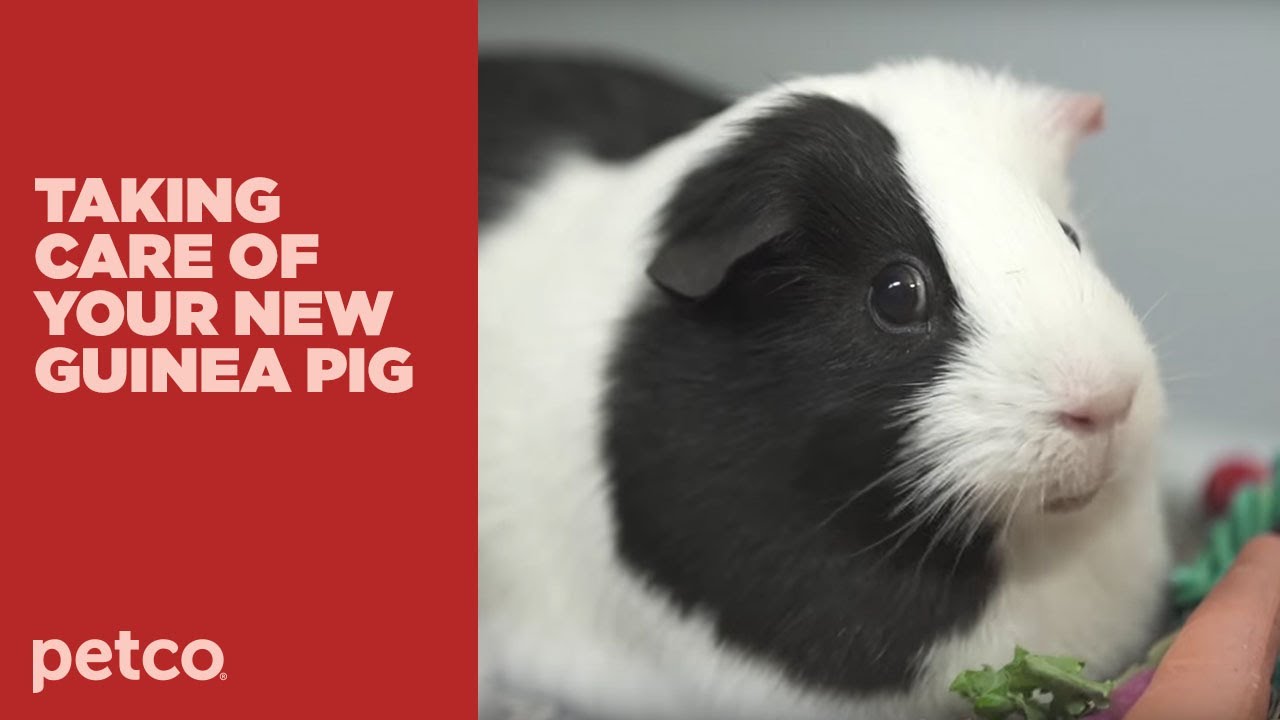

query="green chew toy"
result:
[1172,459,1280,608]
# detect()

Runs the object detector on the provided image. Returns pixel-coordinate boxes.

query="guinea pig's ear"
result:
[646,213,786,300]
[1053,93,1105,146]
[647,92,840,300]
[645,133,794,301]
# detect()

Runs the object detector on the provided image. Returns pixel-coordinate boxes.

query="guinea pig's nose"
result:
[1057,385,1136,433]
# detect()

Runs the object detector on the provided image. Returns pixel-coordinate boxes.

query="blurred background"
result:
[480,0,1279,494]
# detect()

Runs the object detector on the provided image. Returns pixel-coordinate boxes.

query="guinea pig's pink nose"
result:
[1058,385,1136,433]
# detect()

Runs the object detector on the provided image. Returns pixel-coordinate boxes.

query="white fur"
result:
[479,59,1169,720]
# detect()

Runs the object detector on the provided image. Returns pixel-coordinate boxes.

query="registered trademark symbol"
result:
[220,672,228,681]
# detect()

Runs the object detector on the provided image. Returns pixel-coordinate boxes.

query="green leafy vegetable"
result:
[950,647,1114,720]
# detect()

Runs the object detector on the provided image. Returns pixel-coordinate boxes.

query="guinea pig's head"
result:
[606,60,1162,625]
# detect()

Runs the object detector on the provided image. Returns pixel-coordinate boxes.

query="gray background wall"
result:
[480,0,1279,460]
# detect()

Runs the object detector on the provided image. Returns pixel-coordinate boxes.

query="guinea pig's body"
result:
[479,56,1170,720]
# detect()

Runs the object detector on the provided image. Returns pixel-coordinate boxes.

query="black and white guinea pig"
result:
[479,55,1170,720]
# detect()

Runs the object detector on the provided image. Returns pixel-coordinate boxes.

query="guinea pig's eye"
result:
[1060,221,1081,250]
[868,262,929,330]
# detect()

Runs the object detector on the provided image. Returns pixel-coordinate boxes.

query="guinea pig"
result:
[479,55,1170,720]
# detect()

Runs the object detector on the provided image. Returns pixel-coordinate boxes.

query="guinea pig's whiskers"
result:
[864,514,930,575]
[947,489,1006,583]
[825,438,1003,579]
[1161,372,1209,384]
[841,493,945,574]
[857,481,944,571]
[1149,328,1186,350]
[813,467,901,531]
[909,479,982,582]
[1139,292,1168,323]
[835,517,917,563]
[1000,475,1028,540]
[765,274,807,296]
[810,423,931,532]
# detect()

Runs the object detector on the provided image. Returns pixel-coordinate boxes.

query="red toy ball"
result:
[1203,455,1271,517]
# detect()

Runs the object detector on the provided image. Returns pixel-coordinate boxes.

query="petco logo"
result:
[33,631,225,693]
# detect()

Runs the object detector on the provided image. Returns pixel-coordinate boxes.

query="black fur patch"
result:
[604,94,998,694]
[479,54,728,224]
